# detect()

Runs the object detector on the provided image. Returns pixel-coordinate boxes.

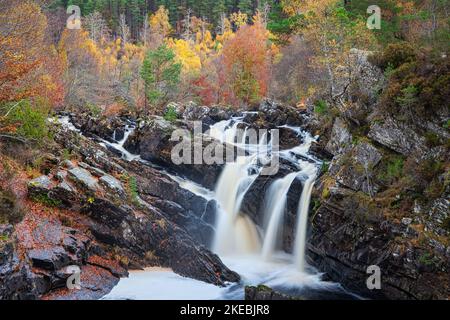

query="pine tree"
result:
[140,44,182,109]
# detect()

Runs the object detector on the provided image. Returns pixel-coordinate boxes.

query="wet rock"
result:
[68,167,99,192]
[208,106,233,122]
[136,118,235,189]
[0,239,38,299]
[71,114,127,142]
[245,285,297,300]
[279,127,303,150]
[127,163,217,246]
[42,264,120,300]
[83,197,240,286]
[258,99,305,127]
[28,247,73,271]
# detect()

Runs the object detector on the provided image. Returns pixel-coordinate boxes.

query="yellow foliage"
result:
[230,11,248,29]
[150,6,172,38]
[167,38,201,74]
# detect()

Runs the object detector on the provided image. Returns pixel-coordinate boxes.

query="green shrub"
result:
[128,176,140,206]
[163,105,178,122]
[86,103,102,117]
[386,157,404,179]
[444,120,450,130]
[32,193,62,208]
[396,85,418,109]
[7,100,50,143]
[61,148,72,161]
[442,217,450,232]
[320,162,330,174]
[418,253,435,267]
[371,43,417,70]
[314,100,328,115]
[378,155,404,184]
[424,132,441,148]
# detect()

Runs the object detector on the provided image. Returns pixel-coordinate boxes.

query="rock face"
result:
[127,117,237,189]
[326,118,353,156]
[328,141,382,195]
[308,115,449,300]
[1,119,241,300]
[368,117,428,156]
[304,54,450,300]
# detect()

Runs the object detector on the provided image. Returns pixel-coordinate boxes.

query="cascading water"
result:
[58,114,354,299]
[213,155,261,255]
[293,163,318,272]
[100,124,140,161]
[209,116,320,273]
[261,172,299,261]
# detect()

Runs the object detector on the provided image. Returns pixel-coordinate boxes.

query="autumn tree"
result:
[0,0,47,103]
[285,0,376,103]
[58,29,112,108]
[140,44,182,110]
[149,5,172,47]
[221,20,274,105]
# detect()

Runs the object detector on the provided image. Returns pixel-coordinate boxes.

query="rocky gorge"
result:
[1,53,449,301]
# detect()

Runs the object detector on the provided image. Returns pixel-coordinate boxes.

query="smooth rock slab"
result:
[68,167,99,192]
[99,175,126,197]
[28,176,53,198]
[28,247,73,271]
[368,117,427,156]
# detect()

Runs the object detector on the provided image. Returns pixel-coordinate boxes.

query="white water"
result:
[103,268,224,300]
[57,114,352,300]
[100,125,140,161]
[213,156,261,255]
[51,116,80,132]
[210,117,320,273]
[261,172,299,261]
[294,164,318,272]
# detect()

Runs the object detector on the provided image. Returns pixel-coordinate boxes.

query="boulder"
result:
[28,176,53,197]
[28,247,73,271]
[99,175,126,198]
[368,117,428,156]
[68,167,99,192]
[135,118,236,189]
[325,118,352,156]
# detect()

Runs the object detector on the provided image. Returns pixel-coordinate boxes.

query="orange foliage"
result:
[221,21,274,104]
[0,1,65,107]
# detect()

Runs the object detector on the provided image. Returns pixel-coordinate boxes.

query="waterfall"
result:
[100,125,139,161]
[293,163,318,272]
[210,116,321,267]
[213,156,261,255]
[261,172,299,261]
